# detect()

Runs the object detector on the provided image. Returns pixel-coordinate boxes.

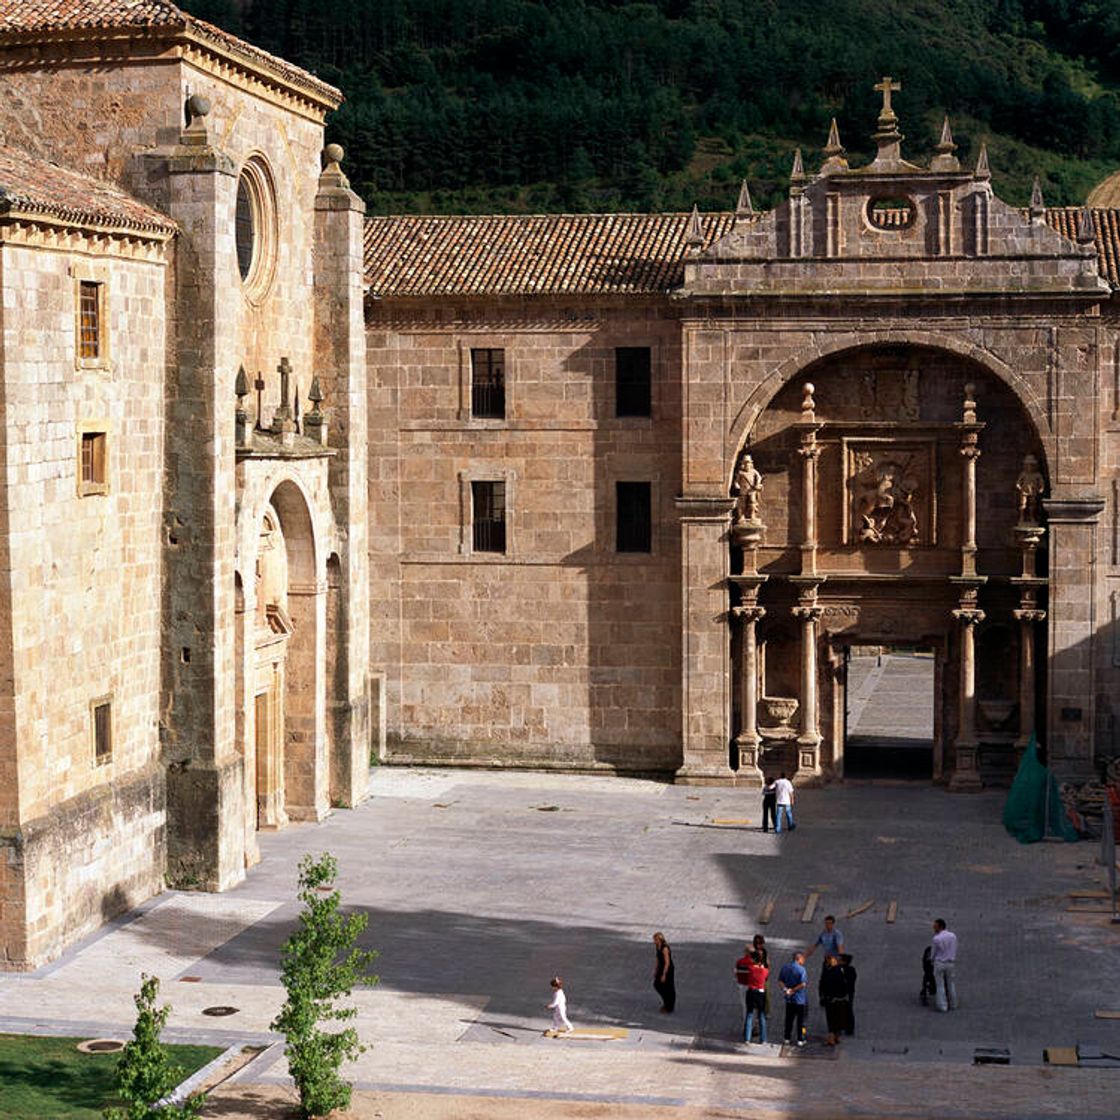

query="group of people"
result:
[735,915,856,1047]
[760,774,796,833]
[546,918,957,1044]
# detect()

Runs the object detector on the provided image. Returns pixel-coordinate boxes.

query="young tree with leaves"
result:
[271,852,379,1119]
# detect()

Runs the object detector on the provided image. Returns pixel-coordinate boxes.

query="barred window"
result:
[472,480,506,553]
[80,431,108,496]
[79,281,101,360]
[615,347,651,417]
[93,700,112,764]
[471,348,505,419]
[616,481,652,553]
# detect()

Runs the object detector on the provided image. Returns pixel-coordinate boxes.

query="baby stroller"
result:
[919,946,936,1006]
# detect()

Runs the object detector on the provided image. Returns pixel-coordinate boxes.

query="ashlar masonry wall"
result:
[369,300,683,773]
[0,234,168,969]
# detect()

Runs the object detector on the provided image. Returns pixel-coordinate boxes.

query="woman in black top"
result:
[652,931,676,1013]
[819,953,850,1046]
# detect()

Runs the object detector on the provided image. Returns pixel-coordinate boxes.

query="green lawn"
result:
[0,1033,224,1120]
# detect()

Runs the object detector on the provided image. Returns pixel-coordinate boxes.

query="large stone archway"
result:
[726,343,1050,788]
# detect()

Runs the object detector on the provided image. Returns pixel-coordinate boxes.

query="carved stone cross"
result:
[874,76,901,116]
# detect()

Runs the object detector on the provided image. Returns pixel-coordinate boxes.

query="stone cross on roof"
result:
[874,76,902,122]
[871,75,905,166]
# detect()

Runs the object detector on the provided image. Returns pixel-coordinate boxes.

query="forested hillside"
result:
[182,0,1120,214]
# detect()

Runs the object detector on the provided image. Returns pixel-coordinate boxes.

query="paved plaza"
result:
[3,745,1120,1118]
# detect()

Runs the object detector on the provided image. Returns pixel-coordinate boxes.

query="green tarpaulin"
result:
[1003,737,1078,844]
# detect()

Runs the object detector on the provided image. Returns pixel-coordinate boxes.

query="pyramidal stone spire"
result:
[974,142,991,180]
[1077,206,1095,244]
[929,115,960,172]
[1029,175,1046,221]
[685,204,704,252]
[735,179,754,218]
[820,118,848,174]
[790,147,805,182]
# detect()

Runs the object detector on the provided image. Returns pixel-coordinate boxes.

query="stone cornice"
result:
[1041,497,1106,523]
[0,214,173,260]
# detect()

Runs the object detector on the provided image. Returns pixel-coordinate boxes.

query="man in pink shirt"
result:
[930,918,958,1012]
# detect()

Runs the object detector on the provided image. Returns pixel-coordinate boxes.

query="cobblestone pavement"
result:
[3,757,1120,1117]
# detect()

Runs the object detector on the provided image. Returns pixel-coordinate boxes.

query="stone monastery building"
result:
[3,2,1120,969]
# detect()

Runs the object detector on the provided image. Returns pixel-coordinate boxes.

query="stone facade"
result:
[3,5,1120,969]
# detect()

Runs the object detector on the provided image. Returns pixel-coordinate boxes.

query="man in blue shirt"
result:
[778,950,809,1046]
[806,914,845,963]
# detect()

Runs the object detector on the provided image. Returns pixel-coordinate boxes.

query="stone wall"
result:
[0,238,168,967]
[368,301,683,773]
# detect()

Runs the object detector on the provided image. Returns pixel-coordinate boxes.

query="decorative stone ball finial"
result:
[324,143,345,167]
[801,381,816,418]
[321,143,350,189]
[185,93,211,125]
[962,381,977,424]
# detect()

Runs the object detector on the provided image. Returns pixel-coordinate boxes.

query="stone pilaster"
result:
[949,590,985,791]
[1042,497,1106,780]
[676,495,736,784]
[731,576,767,785]
[791,581,824,780]
[1013,604,1046,752]
[314,147,371,809]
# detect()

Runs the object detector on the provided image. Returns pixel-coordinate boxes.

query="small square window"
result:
[471,348,505,419]
[616,481,652,553]
[472,480,506,553]
[615,347,652,417]
[93,699,112,764]
[79,431,108,496]
[78,280,101,360]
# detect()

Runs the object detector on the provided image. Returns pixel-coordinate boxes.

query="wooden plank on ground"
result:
[712,818,752,825]
[886,901,898,924]
[1044,1047,1079,1066]
[759,899,774,925]
[801,892,820,923]
[1067,906,1112,913]
[545,1027,628,1041]
[1094,1010,1120,1020]
[1069,891,1110,899]
[846,899,874,918]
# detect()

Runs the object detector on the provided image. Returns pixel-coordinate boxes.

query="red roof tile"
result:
[0,144,176,234]
[365,208,1120,296]
[0,1,340,108]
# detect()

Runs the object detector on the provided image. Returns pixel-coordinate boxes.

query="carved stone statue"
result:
[733,453,764,524]
[1015,453,1045,525]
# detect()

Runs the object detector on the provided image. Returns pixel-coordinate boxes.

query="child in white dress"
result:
[546,976,573,1034]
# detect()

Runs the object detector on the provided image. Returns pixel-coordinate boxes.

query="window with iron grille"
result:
[472,480,506,553]
[471,348,506,419]
[615,347,651,417]
[79,280,101,360]
[80,431,107,496]
[616,481,652,553]
[93,700,112,764]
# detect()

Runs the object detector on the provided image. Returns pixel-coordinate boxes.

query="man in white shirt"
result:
[773,773,795,833]
[930,918,958,1012]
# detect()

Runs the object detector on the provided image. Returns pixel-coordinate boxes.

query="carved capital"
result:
[732,605,767,624]
[959,445,981,462]
[952,608,985,626]
[797,443,822,461]
[1013,609,1047,624]
[792,605,824,622]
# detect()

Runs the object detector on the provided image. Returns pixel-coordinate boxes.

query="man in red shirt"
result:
[735,947,769,1043]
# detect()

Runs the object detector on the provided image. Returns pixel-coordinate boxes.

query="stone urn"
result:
[760,696,799,728]
[978,699,1016,731]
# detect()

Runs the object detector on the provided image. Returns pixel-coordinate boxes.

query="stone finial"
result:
[1029,175,1046,220]
[801,381,816,421]
[235,365,249,448]
[974,142,991,180]
[185,93,211,126]
[930,115,960,172]
[735,179,754,218]
[181,91,211,145]
[319,142,350,189]
[820,118,848,174]
[308,375,324,414]
[253,369,265,431]
[304,375,328,446]
[871,75,904,164]
[790,147,806,183]
[234,365,249,400]
[685,204,704,252]
[272,356,296,441]
[962,381,977,424]
[1077,205,1095,244]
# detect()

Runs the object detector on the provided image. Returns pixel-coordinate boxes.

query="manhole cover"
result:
[201,1006,240,1017]
[77,1039,125,1054]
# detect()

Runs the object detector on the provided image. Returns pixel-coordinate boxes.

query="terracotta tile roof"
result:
[0,144,176,235]
[365,208,1120,296]
[1040,207,1120,288]
[0,1,341,108]
[363,212,737,297]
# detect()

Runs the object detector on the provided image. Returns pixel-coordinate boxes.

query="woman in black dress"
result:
[819,952,850,1046]
[652,931,676,1013]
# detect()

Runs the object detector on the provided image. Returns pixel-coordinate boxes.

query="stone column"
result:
[732,603,766,784]
[949,601,985,791]
[797,382,822,578]
[956,383,984,579]
[1042,497,1106,780]
[792,591,824,780]
[1013,607,1046,751]
[676,495,737,783]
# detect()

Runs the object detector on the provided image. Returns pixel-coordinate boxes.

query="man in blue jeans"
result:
[778,950,808,1046]
[773,773,795,833]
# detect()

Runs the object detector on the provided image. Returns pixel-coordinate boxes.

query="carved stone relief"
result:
[857,368,920,420]
[844,440,935,546]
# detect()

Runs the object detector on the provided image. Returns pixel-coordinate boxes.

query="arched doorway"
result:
[728,343,1049,787]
